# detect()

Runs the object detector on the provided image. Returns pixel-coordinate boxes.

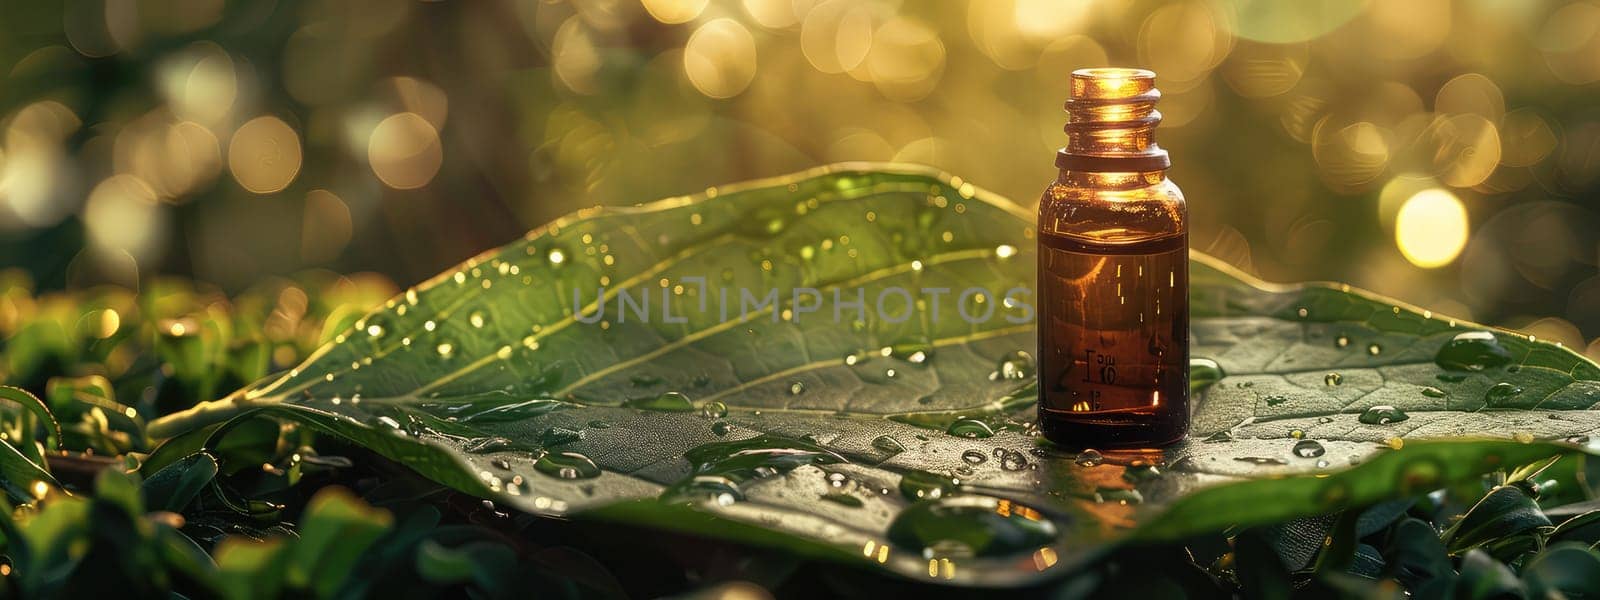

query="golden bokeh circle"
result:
[1220,41,1308,99]
[685,18,758,99]
[641,0,708,24]
[866,17,945,102]
[227,116,302,194]
[84,174,165,259]
[368,112,443,190]
[1428,114,1501,189]
[1225,0,1369,43]
[1137,2,1232,91]
[1395,188,1469,268]
[1435,73,1504,122]
[1499,108,1558,168]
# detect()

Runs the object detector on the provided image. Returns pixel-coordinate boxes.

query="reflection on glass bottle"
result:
[1037,68,1189,449]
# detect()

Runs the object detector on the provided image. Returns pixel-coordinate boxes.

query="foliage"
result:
[0,166,1598,597]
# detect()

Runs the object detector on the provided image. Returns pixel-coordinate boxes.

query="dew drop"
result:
[885,495,1057,559]
[1189,357,1225,390]
[1293,439,1326,458]
[999,450,1029,471]
[436,342,454,358]
[961,449,988,464]
[1367,343,1382,356]
[627,391,696,412]
[1421,386,1447,398]
[711,421,732,436]
[1435,331,1512,372]
[1484,382,1524,406]
[1358,405,1409,425]
[946,418,994,439]
[1074,449,1104,467]
[1324,372,1342,386]
[534,451,600,479]
[788,381,806,395]
[1335,335,1350,348]
[990,350,1037,381]
[872,435,906,455]
[702,400,729,418]
[469,311,487,328]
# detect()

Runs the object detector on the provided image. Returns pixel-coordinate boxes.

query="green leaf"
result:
[0,385,60,449]
[1520,543,1600,599]
[0,434,59,503]
[141,452,219,513]
[1455,549,1526,600]
[1548,509,1600,545]
[284,487,393,598]
[149,164,1600,585]
[214,537,289,600]
[1441,485,1551,556]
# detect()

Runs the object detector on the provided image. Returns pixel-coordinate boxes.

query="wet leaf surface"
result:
[150,165,1600,585]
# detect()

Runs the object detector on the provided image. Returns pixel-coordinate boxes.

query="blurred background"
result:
[0,0,1598,359]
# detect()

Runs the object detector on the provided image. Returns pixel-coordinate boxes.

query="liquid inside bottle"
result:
[1037,68,1189,449]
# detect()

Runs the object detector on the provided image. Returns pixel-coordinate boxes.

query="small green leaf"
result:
[284,487,393,598]
[0,385,60,448]
[1548,509,1600,545]
[1521,543,1600,599]
[1380,518,1451,589]
[0,436,59,503]
[1441,485,1551,555]
[141,452,219,513]
[1455,549,1525,600]
[214,537,289,600]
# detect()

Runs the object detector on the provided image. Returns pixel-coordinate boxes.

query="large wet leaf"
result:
[149,164,1600,585]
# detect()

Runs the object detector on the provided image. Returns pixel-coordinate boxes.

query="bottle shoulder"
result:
[1038,176,1187,243]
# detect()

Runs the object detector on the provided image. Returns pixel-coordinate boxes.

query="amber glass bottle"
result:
[1037,68,1189,449]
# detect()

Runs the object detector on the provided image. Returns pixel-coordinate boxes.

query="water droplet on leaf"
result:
[1074,449,1104,467]
[534,452,601,480]
[1435,331,1513,372]
[947,418,994,439]
[886,495,1057,559]
[1293,439,1326,458]
[627,391,696,412]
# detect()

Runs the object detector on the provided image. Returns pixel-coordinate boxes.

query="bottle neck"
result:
[1056,170,1168,189]
[1055,68,1170,174]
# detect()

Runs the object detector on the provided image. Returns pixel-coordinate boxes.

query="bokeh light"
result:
[368,112,443,190]
[1395,189,1469,268]
[685,18,760,99]
[228,116,302,194]
[642,0,708,24]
